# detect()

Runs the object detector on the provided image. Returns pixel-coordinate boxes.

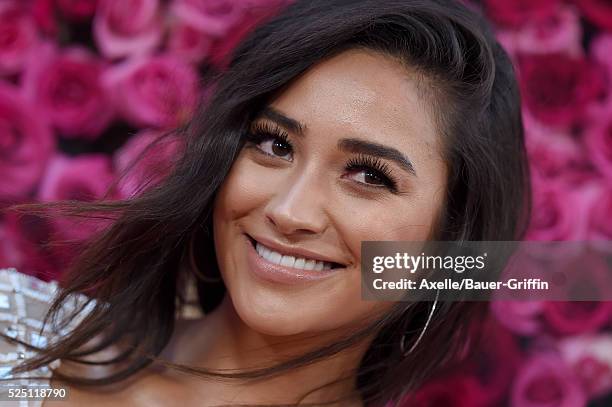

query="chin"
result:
[229,287,316,336]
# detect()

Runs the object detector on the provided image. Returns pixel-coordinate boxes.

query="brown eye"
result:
[257,138,293,161]
[361,170,386,185]
[345,154,398,192]
[346,168,386,186]
[271,140,291,157]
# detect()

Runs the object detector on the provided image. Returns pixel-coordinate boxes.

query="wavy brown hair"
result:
[3,0,530,405]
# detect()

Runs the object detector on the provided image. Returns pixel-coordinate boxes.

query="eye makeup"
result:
[242,121,401,193]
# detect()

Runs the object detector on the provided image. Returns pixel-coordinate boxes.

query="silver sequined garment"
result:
[0,267,94,407]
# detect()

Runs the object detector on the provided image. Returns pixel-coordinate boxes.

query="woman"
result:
[0,0,530,405]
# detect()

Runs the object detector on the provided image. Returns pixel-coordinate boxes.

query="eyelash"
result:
[345,154,398,192]
[242,122,399,193]
[243,122,293,152]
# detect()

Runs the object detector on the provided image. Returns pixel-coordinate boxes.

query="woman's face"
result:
[213,49,447,337]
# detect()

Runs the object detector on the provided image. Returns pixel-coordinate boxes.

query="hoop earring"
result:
[189,231,222,283]
[400,288,440,357]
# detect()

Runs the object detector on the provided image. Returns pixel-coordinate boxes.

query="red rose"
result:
[483,0,560,28]
[518,53,605,128]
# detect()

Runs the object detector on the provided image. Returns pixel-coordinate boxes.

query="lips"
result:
[245,234,346,269]
[244,234,345,285]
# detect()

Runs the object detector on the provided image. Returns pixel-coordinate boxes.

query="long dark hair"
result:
[3,0,530,405]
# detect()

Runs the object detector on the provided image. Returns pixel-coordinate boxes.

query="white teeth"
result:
[255,242,335,271]
[269,250,281,264]
[280,255,296,267]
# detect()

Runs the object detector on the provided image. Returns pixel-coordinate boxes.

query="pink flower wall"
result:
[0,0,611,405]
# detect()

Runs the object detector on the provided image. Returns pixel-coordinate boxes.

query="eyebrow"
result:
[259,106,417,176]
[261,107,306,136]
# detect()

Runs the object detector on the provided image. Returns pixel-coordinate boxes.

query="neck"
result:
[162,295,370,406]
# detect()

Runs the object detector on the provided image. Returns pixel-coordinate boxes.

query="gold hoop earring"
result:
[400,288,440,357]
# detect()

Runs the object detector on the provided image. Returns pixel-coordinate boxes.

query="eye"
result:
[345,154,398,192]
[243,122,293,161]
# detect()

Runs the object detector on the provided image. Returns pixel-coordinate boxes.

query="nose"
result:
[263,168,329,236]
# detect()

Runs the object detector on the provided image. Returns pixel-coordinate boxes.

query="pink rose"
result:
[491,300,544,336]
[56,0,98,21]
[584,118,612,180]
[113,129,184,199]
[37,154,116,242]
[167,15,213,65]
[539,251,612,334]
[399,375,487,407]
[93,0,163,59]
[0,81,54,200]
[460,317,523,405]
[591,34,612,73]
[559,335,612,399]
[518,53,605,128]
[31,0,58,36]
[495,6,582,59]
[526,180,589,241]
[103,54,199,128]
[483,0,560,28]
[21,44,113,139]
[511,353,587,407]
[523,111,593,185]
[587,183,612,244]
[208,0,286,69]
[0,3,40,76]
[170,0,245,37]
[544,301,612,336]
[574,0,612,31]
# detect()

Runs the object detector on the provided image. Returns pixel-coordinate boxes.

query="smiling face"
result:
[212,48,448,337]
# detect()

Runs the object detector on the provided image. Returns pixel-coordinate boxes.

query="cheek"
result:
[213,154,275,222]
[330,193,442,262]
[214,154,265,219]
